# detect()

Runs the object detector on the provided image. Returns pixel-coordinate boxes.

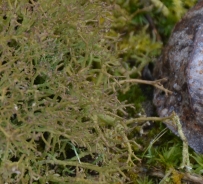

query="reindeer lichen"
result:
[0,0,137,183]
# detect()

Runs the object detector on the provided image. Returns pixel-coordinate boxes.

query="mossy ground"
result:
[112,0,203,183]
[0,0,202,184]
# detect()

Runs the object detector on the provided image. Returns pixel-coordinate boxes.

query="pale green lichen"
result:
[0,0,201,183]
[0,0,138,183]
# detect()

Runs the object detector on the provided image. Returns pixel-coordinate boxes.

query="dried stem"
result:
[125,114,174,125]
[150,170,203,184]
[117,78,172,95]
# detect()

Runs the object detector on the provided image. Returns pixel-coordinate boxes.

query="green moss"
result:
[110,0,203,183]
[118,85,145,116]
[0,0,201,183]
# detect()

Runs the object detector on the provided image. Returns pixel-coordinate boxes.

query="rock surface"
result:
[153,1,203,153]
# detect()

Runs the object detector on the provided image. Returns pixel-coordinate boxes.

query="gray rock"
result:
[153,1,203,153]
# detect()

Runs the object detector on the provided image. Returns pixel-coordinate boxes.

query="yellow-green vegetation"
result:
[109,0,203,183]
[0,0,139,183]
[1,0,203,184]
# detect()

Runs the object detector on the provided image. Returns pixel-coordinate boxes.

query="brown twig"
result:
[118,78,172,95]
[150,170,203,184]
[125,113,174,125]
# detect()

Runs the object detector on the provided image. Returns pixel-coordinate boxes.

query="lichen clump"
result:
[0,0,136,183]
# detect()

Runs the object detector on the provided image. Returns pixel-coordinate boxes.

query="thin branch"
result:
[125,114,174,125]
[150,170,203,184]
[117,78,172,95]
